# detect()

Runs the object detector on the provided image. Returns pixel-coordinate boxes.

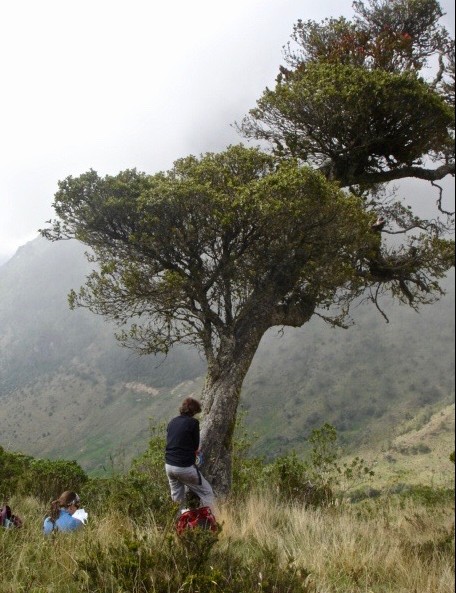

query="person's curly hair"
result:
[179,397,202,417]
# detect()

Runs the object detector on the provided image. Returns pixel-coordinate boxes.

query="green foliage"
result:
[307,423,339,474]
[231,422,374,506]
[78,535,159,593]
[19,458,88,503]
[77,514,220,592]
[128,421,167,481]
[77,526,311,593]
[303,424,374,493]
[239,0,454,334]
[288,0,448,74]
[391,483,455,506]
[0,446,87,503]
[81,422,174,520]
[231,413,266,497]
[178,526,221,572]
[241,0,454,189]
[0,446,32,499]
[249,63,453,183]
[205,544,312,593]
[42,146,377,357]
[81,474,167,521]
[263,451,334,507]
[391,442,432,455]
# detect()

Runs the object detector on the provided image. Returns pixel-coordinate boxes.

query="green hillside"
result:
[0,238,205,472]
[0,237,454,477]
[242,283,455,457]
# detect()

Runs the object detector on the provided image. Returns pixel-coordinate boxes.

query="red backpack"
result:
[176,506,217,536]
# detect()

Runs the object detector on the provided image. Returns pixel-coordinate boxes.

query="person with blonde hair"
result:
[165,397,216,514]
[43,491,83,534]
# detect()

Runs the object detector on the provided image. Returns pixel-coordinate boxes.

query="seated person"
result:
[43,491,83,534]
[1,504,23,528]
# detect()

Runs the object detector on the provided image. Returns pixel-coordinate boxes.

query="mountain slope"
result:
[243,285,455,457]
[0,237,454,475]
[0,238,205,471]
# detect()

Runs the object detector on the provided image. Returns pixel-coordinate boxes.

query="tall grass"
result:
[1,489,454,592]
[222,493,454,592]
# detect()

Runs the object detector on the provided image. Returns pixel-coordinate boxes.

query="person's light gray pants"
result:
[165,463,215,513]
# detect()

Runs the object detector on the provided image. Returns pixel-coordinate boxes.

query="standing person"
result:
[43,491,83,534]
[165,397,216,515]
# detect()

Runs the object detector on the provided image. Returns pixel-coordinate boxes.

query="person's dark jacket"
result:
[165,414,199,467]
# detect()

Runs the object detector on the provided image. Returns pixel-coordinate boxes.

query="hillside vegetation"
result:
[1,491,454,593]
[0,237,454,476]
[1,424,454,593]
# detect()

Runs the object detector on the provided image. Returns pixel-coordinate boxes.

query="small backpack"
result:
[176,506,217,536]
[0,505,23,529]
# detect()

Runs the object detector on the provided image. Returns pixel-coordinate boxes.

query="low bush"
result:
[81,473,175,523]
[1,445,88,503]
[19,458,88,502]
[77,523,311,593]
[392,484,455,507]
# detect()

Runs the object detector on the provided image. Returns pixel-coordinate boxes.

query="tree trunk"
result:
[199,335,260,499]
[198,282,316,498]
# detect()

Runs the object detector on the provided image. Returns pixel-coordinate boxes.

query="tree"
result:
[239,0,454,191]
[237,0,455,323]
[41,146,452,496]
[42,0,454,494]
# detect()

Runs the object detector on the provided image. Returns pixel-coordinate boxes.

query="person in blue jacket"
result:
[43,491,83,535]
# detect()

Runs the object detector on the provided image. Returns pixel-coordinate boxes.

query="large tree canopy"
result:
[42,145,453,494]
[239,0,455,191]
[42,147,418,353]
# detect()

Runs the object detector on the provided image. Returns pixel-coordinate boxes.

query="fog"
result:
[0,0,454,265]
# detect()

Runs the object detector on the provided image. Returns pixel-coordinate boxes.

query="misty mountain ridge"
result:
[0,237,454,478]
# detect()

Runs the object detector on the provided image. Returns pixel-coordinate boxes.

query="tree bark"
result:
[199,288,316,498]
[337,162,455,188]
[199,335,260,499]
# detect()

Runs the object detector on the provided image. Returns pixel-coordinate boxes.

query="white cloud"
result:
[0,0,454,262]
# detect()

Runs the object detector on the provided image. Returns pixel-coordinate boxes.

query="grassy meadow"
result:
[1,485,454,593]
[2,417,454,592]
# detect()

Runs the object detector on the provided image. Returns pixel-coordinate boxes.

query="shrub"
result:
[393,484,455,507]
[77,522,220,593]
[0,446,88,503]
[81,422,173,522]
[0,446,32,498]
[262,452,333,506]
[18,458,88,502]
[231,415,265,498]
[77,526,312,593]
[81,473,175,523]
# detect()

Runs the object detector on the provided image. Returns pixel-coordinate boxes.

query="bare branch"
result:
[339,162,455,188]
[432,180,455,216]
[370,285,390,324]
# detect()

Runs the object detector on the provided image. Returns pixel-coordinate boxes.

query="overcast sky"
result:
[1,0,454,265]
